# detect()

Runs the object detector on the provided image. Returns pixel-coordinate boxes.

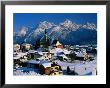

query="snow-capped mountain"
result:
[18,27,28,37]
[82,22,96,30]
[14,19,97,45]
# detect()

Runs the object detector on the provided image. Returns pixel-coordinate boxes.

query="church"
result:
[40,29,50,50]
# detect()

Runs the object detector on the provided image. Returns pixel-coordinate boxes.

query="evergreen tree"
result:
[35,39,40,49]
[67,66,71,74]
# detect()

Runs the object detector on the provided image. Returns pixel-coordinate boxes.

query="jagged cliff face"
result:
[14,19,97,45]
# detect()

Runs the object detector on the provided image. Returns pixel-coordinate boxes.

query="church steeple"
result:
[40,29,50,49]
[45,29,47,34]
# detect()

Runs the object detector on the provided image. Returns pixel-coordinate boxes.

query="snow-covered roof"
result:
[38,51,50,55]
[19,52,28,56]
[63,49,71,54]
[22,43,32,46]
[27,60,52,68]
[27,60,41,64]
[28,50,37,53]
[13,52,28,59]
[55,48,63,52]
[50,49,56,53]
[41,62,52,68]
[50,48,71,55]
[14,56,21,59]
[13,44,20,50]
[56,41,62,46]
[75,52,84,57]
[38,52,43,55]
[27,60,50,65]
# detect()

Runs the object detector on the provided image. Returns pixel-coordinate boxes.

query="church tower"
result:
[40,29,50,50]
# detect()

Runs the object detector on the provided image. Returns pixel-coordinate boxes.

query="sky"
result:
[13,13,97,32]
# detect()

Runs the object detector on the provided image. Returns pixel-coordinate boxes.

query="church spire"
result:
[45,29,47,34]
[40,29,50,50]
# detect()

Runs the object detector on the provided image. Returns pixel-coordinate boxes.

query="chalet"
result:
[14,44,20,52]
[22,43,32,52]
[55,41,63,49]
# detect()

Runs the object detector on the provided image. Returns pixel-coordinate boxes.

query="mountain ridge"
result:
[14,19,97,45]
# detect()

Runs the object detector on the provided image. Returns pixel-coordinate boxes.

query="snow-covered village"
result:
[13,13,97,76]
[13,29,97,76]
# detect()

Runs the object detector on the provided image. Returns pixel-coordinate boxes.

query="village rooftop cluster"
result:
[13,29,97,76]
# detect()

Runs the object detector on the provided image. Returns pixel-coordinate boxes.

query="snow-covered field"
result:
[14,70,41,76]
[54,58,96,75]
[13,57,97,76]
